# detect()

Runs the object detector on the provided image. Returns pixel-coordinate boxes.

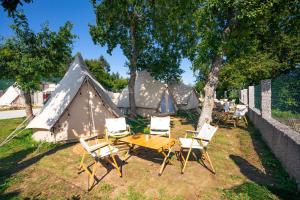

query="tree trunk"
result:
[129,19,137,116]
[23,90,34,120]
[197,55,222,128]
[128,67,137,115]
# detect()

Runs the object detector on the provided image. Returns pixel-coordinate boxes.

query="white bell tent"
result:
[27,54,123,142]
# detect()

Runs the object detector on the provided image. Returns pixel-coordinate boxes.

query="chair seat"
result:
[108,131,130,137]
[179,138,207,149]
[89,142,108,152]
[91,146,119,158]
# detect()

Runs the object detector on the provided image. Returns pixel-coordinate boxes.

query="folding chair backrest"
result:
[234,105,248,117]
[196,123,218,142]
[150,116,170,131]
[105,117,127,133]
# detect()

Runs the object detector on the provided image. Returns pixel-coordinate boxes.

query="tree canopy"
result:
[0,13,76,117]
[84,56,128,92]
[89,0,190,114]
[192,0,300,94]
[1,0,32,16]
[0,13,75,91]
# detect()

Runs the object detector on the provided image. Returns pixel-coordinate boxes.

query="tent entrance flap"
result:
[160,91,176,114]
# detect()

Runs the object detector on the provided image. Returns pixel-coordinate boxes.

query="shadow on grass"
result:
[125,146,166,164]
[176,110,199,129]
[227,122,300,200]
[0,143,72,199]
[0,190,21,200]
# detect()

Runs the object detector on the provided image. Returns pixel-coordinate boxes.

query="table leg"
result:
[125,144,135,159]
[158,147,173,176]
[125,144,135,158]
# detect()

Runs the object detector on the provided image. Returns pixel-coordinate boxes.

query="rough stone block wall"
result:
[243,89,248,105]
[261,79,272,118]
[248,86,255,108]
[247,108,300,190]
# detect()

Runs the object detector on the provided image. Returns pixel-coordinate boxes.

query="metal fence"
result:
[271,69,300,132]
[241,69,300,133]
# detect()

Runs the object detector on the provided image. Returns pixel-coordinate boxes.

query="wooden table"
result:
[120,134,176,175]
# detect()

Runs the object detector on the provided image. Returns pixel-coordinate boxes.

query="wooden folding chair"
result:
[148,116,171,138]
[105,117,131,143]
[233,104,248,126]
[179,123,218,174]
[77,135,122,190]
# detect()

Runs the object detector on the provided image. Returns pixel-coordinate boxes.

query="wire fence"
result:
[271,69,300,133]
[254,84,261,110]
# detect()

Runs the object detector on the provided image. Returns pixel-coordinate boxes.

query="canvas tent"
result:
[0,84,22,106]
[0,83,47,107]
[169,82,200,111]
[112,71,177,117]
[111,71,200,117]
[27,54,123,142]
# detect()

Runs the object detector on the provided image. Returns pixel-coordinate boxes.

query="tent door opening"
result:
[160,91,175,114]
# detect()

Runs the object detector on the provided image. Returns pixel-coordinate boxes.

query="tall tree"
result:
[143,0,197,82]
[90,0,151,115]
[188,0,300,127]
[0,13,75,119]
[90,0,190,115]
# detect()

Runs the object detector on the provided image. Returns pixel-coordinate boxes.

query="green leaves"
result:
[85,57,128,92]
[0,13,76,92]
[90,0,195,81]
[189,0,300,92]
[1,0,32,17]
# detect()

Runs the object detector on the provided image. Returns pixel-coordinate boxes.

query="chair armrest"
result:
[192,137,210,142]
[89,142,109,152]
[186,130,198,133]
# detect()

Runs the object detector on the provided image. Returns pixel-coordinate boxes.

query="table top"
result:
[119,134,175,151]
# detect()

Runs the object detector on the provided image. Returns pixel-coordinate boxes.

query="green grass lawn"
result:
[0,117,299,199]
[272,109,300,120]
[272,109,300,132]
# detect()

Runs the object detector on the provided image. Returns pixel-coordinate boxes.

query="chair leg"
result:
[111,154,122,177]
[182,147,192,174]
[204,150,215,174]
[89,163,97,189]
[179,148,186,163]
[105,156,122,177]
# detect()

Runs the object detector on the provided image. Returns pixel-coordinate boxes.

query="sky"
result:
[0,0,196,85]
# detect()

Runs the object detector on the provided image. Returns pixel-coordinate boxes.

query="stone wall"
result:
[247,80,300,189]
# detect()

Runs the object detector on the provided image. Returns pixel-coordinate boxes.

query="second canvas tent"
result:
[109,71,200,117]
